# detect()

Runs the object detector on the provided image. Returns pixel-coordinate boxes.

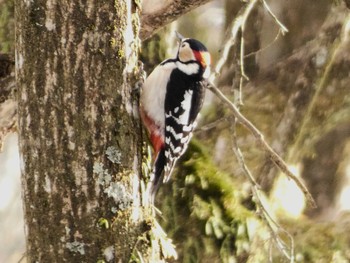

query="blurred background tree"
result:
[1,0,350,262]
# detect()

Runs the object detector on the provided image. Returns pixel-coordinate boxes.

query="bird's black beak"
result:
[175,31,184,41]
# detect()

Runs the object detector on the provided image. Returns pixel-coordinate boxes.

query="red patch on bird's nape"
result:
[193,50,211,68]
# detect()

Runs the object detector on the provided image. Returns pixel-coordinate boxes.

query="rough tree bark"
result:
[15,0,168,261]
[141,0,212,40]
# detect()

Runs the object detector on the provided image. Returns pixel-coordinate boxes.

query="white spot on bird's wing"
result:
[168,141,177,153]
[165,151,174,165]
[166,126,183,140]
[178,90,193,124]
[173,147,182,154]
[182,124,192,132]
[174,107,179,113]
[180,135,189,143]
[168,140,184,156]
[176,61,199,75]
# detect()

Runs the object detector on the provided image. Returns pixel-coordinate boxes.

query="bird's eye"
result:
[181,43,186,48]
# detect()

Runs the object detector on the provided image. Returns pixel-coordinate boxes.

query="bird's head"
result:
[176,32,211,71]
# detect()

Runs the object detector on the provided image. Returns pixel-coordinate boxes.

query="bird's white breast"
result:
[140,61,176,129]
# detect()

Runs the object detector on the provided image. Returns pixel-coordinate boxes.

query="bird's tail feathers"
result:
[147,148,179,204]
[148,148,166,204]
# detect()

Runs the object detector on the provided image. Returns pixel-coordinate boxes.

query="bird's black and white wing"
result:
[163,71,206,182]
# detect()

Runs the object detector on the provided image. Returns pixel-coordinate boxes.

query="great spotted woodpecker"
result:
[140,33,211,202]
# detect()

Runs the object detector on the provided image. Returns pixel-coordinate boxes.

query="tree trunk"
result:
[15,0,166,261]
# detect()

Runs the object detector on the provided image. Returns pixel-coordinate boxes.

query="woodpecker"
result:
[140,33,211,202]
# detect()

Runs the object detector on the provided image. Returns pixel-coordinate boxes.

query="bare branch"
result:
[206,81,317,208]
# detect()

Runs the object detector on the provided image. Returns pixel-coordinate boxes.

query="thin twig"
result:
[211,0,288,87]
[254,187,295,262]
[256,188,295,262]
[260,0,288,35]
[230,122,295,262]
[195,117,228,133]
[239,15,249,83]
[238,27,247,105]
[244,30,282,58]
[207,81,316,208]
[17,253,26,263]
[210,0,258,84]
[230,118,260,187]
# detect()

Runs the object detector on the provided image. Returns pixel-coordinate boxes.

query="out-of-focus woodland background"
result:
[1,0,350,262]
